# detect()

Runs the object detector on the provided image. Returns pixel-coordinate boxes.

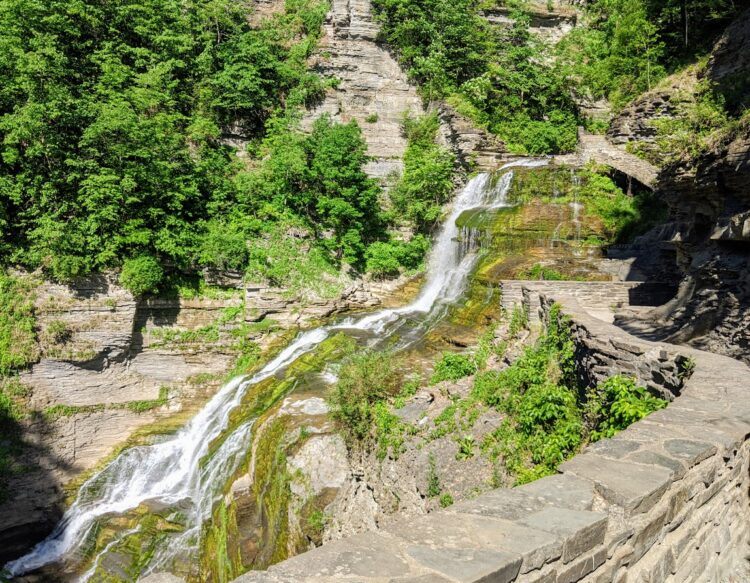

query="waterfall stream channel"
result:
[6,159,559,582]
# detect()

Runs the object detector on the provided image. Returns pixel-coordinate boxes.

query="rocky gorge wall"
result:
[606,8,750,365]
[0,273,399,565]
[233,290,750,583]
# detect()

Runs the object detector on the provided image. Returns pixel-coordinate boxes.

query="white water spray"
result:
[5,160,543,580]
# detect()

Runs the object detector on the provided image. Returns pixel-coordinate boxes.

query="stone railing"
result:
[233,290,750,583]
[499,280,677,323]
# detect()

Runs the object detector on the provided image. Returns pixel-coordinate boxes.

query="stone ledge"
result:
[233,291,750,583]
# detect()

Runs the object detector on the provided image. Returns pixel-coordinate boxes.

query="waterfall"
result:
[4,159,543,581]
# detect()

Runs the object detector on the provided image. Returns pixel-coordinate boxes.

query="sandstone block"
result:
[555,546,606,583]
[560,454,672,515]
[518,507,607,564]
[385,513,561,574]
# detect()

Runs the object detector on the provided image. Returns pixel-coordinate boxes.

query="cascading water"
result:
[4,160,542,581]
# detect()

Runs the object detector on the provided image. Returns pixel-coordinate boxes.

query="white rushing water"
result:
[5,160,543,580]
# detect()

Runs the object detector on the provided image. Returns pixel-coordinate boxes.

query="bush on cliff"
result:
[119,256,165,297]
[0,272,38,376]
[328,351,405,442]
[390,114,457,231]
[586,375,667,440]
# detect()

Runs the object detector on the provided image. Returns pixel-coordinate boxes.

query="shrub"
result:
[431,351,476,384]
[119,256,164,296]
[520,263,566,281]
[391,114,456,232]
[365,242,402,278]
[328,351,404,442]
[508,304,528,337]
[0,272,38,376]
[45,320,72,345]
[199,221,250,272]
[587,375,667,441]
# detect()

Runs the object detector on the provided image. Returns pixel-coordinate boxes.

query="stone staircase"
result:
[499,280,678,324]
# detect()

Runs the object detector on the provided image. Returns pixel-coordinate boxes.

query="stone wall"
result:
[233,291,750,583]
[499,280,677,323]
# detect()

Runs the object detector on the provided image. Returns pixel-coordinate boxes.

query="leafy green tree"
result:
[391,114,456,230]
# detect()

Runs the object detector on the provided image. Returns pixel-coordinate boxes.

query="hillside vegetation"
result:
[0,0,742,292]
[0,0,435,295]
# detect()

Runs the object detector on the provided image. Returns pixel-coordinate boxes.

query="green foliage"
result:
[373,1,578,153]
[678,357,696,380]
[119,256,165,296]
[306,509,328,536]
[0,0,403,287]
[439,492,454,507]
[641,82,731,164]
[426,453,441,497]
[508,304,528,338]
[557,0,740,110]
[519,263,566,281]
[431,352,477,384]
[391,114,456,231]
[126,386,170,414]
[586,375,666,441]
[475,303,581,482]
[455,435,475,460]
[0,377,27,502]
[365,235,430,278]
[511,165,667,243]
[476,304,667,483]
[328,351,404,443]
[45,320,72,346]
[0,272,38,376]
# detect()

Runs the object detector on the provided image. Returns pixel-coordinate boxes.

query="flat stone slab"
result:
[626,449,687,479]
[448,488,548,521]
[405,546,522,583]
[517,507,607,563]
[560,454,672,515]
[515,473,596,511]
[584,438,641,460]
[262,532,418,580]
[385,513,560,574]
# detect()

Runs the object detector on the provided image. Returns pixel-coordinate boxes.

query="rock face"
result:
[483,1,578,45]
[303,0,507,182]
[1,270,398,565]
[0,275,244,564]
[435,103,507,172]
[244,279,399,328]
[233,293,750,583]
[619,119,750,362]
[303,0,424,185]
[607,9,750,363]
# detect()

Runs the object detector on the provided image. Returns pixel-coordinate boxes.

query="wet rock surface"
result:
[234,293,750,583]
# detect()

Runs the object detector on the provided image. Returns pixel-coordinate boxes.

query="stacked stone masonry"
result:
[234,290,750,583]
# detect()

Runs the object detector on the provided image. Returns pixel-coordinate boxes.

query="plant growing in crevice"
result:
[426,453,441,498]
[585,375,667,441]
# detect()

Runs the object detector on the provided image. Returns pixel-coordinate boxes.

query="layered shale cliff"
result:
[609,9,750,364]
